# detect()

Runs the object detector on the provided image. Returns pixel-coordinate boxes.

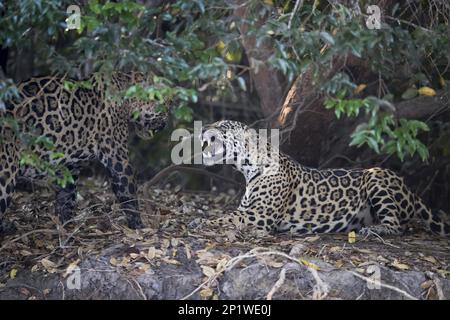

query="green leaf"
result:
[237,77,247,91]
[132,110,140,120]
[50,152,65,160]
[319,31,335,45]
[401,88,418,100]
[367,137,380,154]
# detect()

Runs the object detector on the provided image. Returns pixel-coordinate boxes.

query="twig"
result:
[360,229,400,249]
[0,229,59,252]
[288,0,303,29]
[127,278,147,300]
[310,267,329,299]
[266,267,287,300]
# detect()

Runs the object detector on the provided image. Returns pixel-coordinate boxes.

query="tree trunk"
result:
[233,1,285,120]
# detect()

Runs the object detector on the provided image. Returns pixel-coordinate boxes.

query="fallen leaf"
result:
[201,265,216,278]
[329,246,342,253]
[10,268,18,279]
[356,248,372,254]
[436,269,450,278]
[216,258,228,272]
[20,250,32,256]
[401,87,418,100]
[422,256,437,264]
[129,253,139,259]
[300,259,320,270]
[147,247,157,260]
[420,280,433,289]
[160,257,180,265]
[348,231,356,244]
[64,259,80,278]
[40,258,57,273]
[418,86,436,96]
[391,259,410,271]
[196,250,231,267]
[304,235,320,242]
[354,84,367,94]
[109,257,119,266]
[376,255,390,263]
[124,231,143,241]
[199,287,214,298]
[335,260,344,268]
[184,244,192,260]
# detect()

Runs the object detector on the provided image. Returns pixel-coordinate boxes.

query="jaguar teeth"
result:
[148,130,154,137]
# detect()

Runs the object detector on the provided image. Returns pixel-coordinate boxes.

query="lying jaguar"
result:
[0,72,167,235]
[198,120,449,238]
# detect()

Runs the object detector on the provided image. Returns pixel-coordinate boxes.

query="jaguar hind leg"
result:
[360,193,404,236]
[54,174,78,225]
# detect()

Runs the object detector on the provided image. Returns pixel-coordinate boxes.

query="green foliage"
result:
[19,150,75,188]
[324,88,430,161]
[0,116,74,187]
[1,0,450,166]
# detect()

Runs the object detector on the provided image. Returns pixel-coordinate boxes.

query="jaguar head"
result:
[201,120,254,166]
[126,72,169,140]
[201,120,281,178]
[130,101,168,140]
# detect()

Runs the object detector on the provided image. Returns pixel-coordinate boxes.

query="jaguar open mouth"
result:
[201,129,225,164]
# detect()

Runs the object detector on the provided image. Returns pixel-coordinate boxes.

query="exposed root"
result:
[350,271,418,300]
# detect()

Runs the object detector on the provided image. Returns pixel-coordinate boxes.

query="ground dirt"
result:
[0,177,449,300]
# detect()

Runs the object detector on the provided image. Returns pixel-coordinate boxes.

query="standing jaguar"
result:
[0,72,168,235]
[198,120,449,238]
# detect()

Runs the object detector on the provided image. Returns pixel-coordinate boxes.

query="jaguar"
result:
[0,72,168,235]
[198,120,450,238]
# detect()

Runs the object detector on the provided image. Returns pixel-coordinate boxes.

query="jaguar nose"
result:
[149,120,166,133]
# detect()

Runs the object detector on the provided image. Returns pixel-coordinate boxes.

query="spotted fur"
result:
[199,120,450,238]
[0,72,168,234]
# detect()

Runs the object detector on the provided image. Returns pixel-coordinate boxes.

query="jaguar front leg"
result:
[101,155,143,229]
[0,128,19,236]
[201,208,277,236]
